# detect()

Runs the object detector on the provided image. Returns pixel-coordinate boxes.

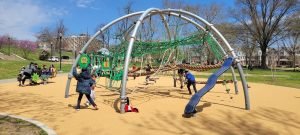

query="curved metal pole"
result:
[65,11,147,98]
[164,12,239,94]
[161,9,249,110]
[209,33,239,94]
[120,8,162,113]
[66,8,249,111]
[119,10,172,113]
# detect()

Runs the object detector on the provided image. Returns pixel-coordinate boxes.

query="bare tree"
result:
[232,0,298,69]
[95,23,111,48]
[162,0,192,39]
[197,3,225,64]
[54,19,68,53]
[282,10,300,71]
[116,1,134,41]
[36,27,54,43]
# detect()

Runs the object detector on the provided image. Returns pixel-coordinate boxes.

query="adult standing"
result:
[21,62,35,86]
[145,64,152,83]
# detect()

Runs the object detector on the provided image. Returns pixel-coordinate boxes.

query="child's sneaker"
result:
[75,106,80,111]
[93,106,98,110]
[85,102,90,107]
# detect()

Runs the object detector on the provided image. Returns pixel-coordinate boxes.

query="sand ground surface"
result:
[0,74,300,135]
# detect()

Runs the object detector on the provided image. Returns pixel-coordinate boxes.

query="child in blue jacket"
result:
[73,67,98,110]
[184,70,197,95]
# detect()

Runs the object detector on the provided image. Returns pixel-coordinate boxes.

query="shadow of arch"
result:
[113,98,120,113]
[195,102,212,112]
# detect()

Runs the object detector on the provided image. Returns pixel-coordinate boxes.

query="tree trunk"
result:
[261,47,268,69]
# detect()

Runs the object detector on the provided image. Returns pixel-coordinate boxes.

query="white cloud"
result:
[76,0,94,8]
[0,0,49,40]
[49,7,69,17]
[0,0,68,41]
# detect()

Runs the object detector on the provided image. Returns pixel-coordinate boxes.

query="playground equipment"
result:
[183,57,234,116]
[65,8,250,114]
[77,49,124,89]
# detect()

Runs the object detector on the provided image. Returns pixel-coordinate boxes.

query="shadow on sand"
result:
[120,107,300,135]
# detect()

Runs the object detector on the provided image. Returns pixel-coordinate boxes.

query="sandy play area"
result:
[0,74,300,135]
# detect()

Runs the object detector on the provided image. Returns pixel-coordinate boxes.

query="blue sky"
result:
[0,0,235,41]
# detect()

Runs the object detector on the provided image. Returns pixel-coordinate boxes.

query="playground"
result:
[0,74,300,134]
[0,7,300,135]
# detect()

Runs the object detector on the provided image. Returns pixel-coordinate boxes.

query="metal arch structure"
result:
[64,8,250,113]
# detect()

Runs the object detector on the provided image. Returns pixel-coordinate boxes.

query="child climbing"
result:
[184,70,197,95]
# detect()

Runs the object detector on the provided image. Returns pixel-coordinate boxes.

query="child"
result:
[73,67,98,111]
[41,65,49,85]
[21,62,35,86]
[86,74,96,106]
[125,97,139,113]
[17,66,25,86]
[177,68,185,89]
[132,64,137,80]
[184,70,197,95]
[145,64,152,83]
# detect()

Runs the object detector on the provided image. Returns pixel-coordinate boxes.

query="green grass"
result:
[0,46,39,60]
[195,68,300,89]
[0,60,72,80]
[0,46,74,60]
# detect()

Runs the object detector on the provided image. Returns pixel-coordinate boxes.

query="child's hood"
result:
[80,71,91,79]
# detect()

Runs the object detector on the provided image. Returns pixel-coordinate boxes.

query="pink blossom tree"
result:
[17,40,37,59]
[0,35,9,49]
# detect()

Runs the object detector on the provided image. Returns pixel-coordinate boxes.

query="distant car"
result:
[61,56,70,59]
[48,56,59,62]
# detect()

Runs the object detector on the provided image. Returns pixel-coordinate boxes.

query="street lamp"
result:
[50,42,53,57]
[59,33,62,72]
[8,37,11,56]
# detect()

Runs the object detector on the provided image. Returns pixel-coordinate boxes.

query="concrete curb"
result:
[0,113,57,135]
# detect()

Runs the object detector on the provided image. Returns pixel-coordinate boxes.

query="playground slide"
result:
[183,57,234,116]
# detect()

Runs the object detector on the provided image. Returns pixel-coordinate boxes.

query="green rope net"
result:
[87,31,225,88]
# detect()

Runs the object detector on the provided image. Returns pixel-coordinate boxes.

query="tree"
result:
[54,19,68,53]
[17,40,37,59]
[0,35,17,55]
[282,10,300,71]
[36,27,55,56]
[116,1,134,41]
[0,35,10,50]
[96,23,111,48]
[232,0,298,69]
[162,0,200,64]
[36,27,54,43]
[233,24,258,66]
